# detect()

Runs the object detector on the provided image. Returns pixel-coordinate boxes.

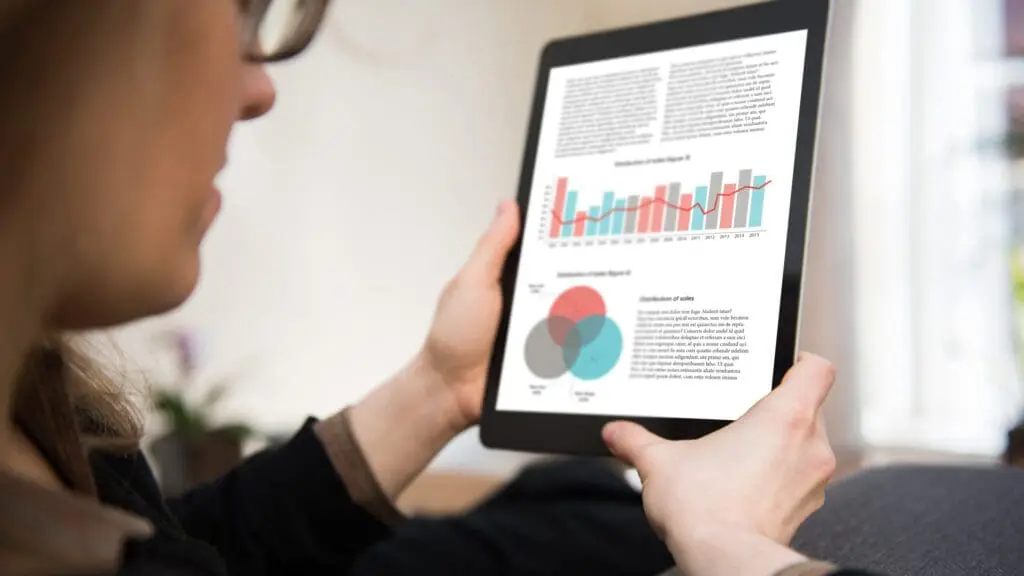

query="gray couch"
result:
[793,465,1024,575]
[661,465,1024,575]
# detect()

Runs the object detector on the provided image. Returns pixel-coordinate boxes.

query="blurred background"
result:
[93,0,1024,493]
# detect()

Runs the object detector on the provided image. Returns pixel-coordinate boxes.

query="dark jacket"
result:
[92,418,389,575]
[88,417,882,576]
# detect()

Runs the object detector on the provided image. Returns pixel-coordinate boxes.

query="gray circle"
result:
[524,316,578,379]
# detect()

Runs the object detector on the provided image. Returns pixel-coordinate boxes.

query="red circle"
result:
[548,286,605,345]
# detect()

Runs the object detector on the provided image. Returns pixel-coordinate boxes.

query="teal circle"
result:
[562,315,622,380]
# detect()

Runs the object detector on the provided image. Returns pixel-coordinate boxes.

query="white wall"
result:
[111,0,814,475]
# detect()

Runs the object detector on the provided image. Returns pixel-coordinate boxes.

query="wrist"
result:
[409,350,471,436]
[667,525,807,576]
[343,353,466,498]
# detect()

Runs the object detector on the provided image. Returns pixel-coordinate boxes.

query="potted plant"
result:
[148,330,256,496]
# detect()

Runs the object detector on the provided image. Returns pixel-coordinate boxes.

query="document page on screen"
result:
[495,30,808,421]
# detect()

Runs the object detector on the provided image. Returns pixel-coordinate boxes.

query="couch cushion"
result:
[792,465,1024,575]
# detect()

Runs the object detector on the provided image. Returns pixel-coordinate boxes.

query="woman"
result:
[0,1,874,575]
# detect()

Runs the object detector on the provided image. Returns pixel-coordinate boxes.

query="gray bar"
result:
[705,171,723,230]
[664,183,681,231]
[626,195,640,233]
[733,169,752,228]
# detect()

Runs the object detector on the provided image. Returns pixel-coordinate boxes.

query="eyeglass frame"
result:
[240,0,333,63]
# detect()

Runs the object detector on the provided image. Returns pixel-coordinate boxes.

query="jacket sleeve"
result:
[165,418,393,575]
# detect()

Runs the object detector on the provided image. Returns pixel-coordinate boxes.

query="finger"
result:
[773,351,836,411]
[792,483,830,536]
[814,414,837,482]
[602,421,664,469]
[741,350,835,416]
[815,412,829,441]
[464,200,521,281]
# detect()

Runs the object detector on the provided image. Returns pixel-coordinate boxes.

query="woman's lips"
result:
[200,184,223,232]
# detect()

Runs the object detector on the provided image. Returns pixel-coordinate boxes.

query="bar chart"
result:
[546,170,769,240]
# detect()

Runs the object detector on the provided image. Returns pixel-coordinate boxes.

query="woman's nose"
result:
[240,64,276,120]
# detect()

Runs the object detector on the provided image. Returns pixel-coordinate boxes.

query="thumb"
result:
[772,351,836,412]
[465,200,520,281]
[602,421,664,469]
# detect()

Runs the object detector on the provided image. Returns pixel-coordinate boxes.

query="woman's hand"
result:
[421,199,520,430]
[602,353,837,576]
[341,200,519,498]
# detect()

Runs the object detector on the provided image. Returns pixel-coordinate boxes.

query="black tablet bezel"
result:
[480,0,831,456]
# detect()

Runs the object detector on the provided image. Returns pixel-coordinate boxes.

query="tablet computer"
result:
[480,0,830,455]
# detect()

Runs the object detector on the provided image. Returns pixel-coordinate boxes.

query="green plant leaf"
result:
[1013,247,1024,304]
[152,389,209,440]
[200,380,231,409]
[217,423,257,442]
[148,366,257,442]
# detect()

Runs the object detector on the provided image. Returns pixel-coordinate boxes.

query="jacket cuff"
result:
[313,407,407,527]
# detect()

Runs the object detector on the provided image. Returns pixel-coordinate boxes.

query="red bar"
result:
[719,184,736,229]
[573,210,587,237]
[637,196,652,233]
[651,185,667,233]
[550,177,568,238]
[677,193,693,231]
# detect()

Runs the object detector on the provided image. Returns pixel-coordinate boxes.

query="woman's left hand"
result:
[338,200,520,498]
[421,199,520,430]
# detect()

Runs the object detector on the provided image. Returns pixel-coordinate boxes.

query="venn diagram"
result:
[523,286,623,381]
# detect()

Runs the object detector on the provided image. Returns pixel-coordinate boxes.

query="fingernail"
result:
[495,201,508,218]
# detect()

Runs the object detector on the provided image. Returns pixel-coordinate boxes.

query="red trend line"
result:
[551,180,772,226]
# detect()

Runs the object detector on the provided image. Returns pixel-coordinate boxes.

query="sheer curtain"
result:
[816,0,1022,455]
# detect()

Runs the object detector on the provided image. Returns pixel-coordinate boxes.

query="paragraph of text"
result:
[661,51,779,142]
[555,68,661,158]
[629,307,750,381]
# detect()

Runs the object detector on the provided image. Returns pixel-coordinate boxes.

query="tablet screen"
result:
[495,30,809,421]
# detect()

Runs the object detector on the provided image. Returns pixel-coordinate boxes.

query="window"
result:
[848,0,1022,454]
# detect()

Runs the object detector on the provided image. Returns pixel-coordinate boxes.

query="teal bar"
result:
[586,206,599,236]
[599,191,614,235]
[750,176,766,227]
[690,186,708,231]
[611,199,626,235]
[561,190,578,237]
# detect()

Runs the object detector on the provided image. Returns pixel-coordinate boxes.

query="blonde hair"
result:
[12,337,143,495]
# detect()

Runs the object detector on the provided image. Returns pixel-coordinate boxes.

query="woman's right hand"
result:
[602,353,837,576]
